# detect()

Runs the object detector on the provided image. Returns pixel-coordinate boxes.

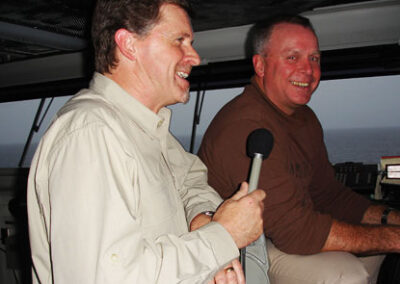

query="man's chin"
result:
[179,90,190,104]
[293,92,312,105]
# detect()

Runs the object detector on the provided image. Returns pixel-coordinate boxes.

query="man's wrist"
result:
[190,211,215,231]
[201,211,215,218]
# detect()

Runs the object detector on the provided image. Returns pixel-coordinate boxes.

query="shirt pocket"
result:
[138,157,179,230]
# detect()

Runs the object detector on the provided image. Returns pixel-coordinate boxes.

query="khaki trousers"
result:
[267,239,385,284]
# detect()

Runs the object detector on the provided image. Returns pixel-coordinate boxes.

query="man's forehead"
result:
[272,23,316,39]
[154,3,194,38]
[267,23,319,51]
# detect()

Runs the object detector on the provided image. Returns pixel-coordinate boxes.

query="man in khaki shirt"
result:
[27,1,266,283]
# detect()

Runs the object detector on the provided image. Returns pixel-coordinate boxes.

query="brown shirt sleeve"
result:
[308,136,371,224]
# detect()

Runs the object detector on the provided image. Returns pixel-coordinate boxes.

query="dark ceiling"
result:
[0,0,376,64]
[1,0,399,103]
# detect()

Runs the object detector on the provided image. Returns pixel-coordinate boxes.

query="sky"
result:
[0,74,399,149]
[309,75,400,130]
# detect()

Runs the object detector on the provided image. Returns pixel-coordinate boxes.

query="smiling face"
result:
[133,3,200,111]
[253,23,321,115]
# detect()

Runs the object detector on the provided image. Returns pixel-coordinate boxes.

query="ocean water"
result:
[1,127,399,168]
[178,126,400,165]
[323,127,400,164]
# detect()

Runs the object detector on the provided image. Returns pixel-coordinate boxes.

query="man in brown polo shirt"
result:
[198,15,400,283]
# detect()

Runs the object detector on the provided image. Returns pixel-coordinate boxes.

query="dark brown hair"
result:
[91,0,190,74]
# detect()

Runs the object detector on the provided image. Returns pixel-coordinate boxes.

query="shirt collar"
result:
[249,76,289,117]
[248,76,307,123]
[89,72,171,138]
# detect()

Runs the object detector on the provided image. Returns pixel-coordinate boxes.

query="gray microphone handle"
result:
[242,152,270,283]
[244,233,270,284]
[248,153,263,192]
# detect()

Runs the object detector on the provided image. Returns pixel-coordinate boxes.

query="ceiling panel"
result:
[0,0,376,64]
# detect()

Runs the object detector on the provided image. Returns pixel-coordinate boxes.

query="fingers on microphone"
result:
[232,259,245,284]
[230,182,249,200]
[255,189,267,200]
[249,190,266,208]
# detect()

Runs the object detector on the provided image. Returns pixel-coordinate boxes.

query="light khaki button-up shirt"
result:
[27,73,238,284]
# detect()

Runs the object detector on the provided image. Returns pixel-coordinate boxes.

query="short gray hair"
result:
[248,14,316,56]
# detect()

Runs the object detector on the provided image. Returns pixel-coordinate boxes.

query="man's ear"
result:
[253,54,265,77]
[114,28,136,61]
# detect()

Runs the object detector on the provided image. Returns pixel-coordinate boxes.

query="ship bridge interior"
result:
[1,0,400,283]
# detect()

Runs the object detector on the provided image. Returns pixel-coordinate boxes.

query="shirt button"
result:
[157,119,164,128]
[111,253,119,262]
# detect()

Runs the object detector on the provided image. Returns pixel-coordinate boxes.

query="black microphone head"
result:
[246,128,274,159]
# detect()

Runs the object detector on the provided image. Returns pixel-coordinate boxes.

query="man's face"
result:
[133,4,200,110]
[253,23,321,115]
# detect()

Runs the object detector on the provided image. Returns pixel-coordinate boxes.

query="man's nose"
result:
[299,58,313,75]
[186,45,201,66]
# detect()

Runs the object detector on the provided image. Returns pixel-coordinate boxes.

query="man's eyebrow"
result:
[182,32,195,44]
[283,49,321,57]
[182,32,193,39]
[170,31,193,40]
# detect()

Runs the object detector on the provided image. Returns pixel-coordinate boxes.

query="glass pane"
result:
[168,74,400,166]
[168,87,241,153]
[309,75,400,164]
[0,97,71,168]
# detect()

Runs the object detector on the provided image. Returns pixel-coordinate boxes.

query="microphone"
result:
[246,128,274,192]
[241,128,273,284]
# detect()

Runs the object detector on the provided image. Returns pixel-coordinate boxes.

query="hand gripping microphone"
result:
[241,128,273,284]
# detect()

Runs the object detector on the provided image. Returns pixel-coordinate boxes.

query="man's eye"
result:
[311,56,320,63]
[288,55,296,60]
